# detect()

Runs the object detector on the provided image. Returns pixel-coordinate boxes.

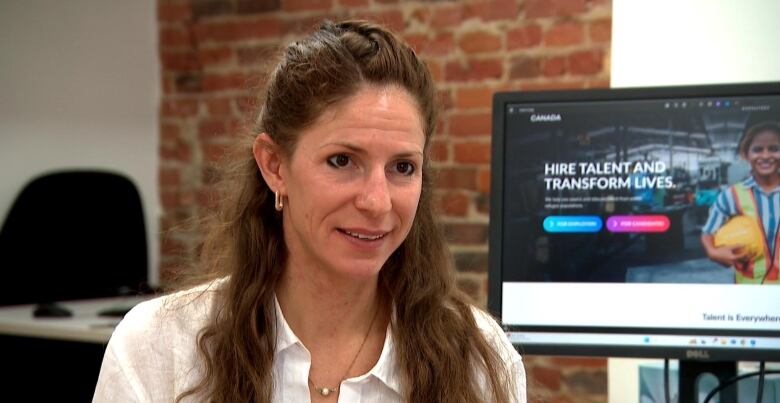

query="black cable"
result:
[702,369,780,403]
[756,361,765,403]
[664,358,671,403]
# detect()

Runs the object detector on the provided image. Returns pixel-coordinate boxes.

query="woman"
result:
[93,20,526,402]
[701,121,780,284]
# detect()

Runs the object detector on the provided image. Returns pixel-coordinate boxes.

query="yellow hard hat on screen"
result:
[714,216,764,259]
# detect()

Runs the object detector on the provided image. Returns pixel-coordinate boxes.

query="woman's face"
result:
[279,85,425,279]
[746,130,780,179]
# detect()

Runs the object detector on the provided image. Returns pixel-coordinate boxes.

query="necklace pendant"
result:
[318,387,334,396]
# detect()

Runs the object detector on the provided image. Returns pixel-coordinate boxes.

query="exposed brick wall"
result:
[157,0,612,401]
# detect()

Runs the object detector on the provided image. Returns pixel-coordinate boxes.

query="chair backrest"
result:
[0,170,148,306]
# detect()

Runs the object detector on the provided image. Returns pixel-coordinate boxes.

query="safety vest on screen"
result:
[731,183,780,284]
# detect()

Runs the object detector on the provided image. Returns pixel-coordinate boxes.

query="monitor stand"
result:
[678,360,737,403]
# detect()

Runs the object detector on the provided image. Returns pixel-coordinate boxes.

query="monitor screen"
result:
[489,82,780,361]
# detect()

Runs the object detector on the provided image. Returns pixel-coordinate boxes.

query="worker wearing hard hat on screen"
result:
[701,121,780,284]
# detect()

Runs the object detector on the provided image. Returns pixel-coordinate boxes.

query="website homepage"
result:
[501,94,780,340]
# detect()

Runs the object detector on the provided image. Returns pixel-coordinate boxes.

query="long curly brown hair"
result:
[175,20,518,403]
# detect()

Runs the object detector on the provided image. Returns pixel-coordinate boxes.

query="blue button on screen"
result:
[543,216,603,233]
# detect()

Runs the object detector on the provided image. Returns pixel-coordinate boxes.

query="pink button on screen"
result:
[606,215,670,233]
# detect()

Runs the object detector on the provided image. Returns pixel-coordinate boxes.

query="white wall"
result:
[0,1,160,285]
[609,1,779,401]
[612,0,780,87]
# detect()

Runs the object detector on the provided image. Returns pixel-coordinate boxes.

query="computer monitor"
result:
[489,82,780,396]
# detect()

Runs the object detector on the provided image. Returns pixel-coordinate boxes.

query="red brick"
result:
[202,143,230,162]
[197,47,233,67]
[429,140,449,163]
[339,0,369,6]
[520,81,585,91]
[194,18,282,43]
[438,191,470,216]
[196,185,220,209]
[160,140,193,163]
[202,73,247,92]
[425,59,443,83]
[444,223,488,244]
[530,366,562,391]
[199,119,228,140]
[421,32,455,57]
[437,88,454,112]
[544,22,584,47]
[162,99,199,117]
[404,33,427,53]
[175,73,203,93]
[205,98,233,117]
[237,45,277,65]
[589,19,611,42]
[454,142,491,164]
[456,276,480,300]
[509,56,541,79]
[354,10,405,32]
[431,5,464,29]
[161,123,180,142]
[550,357,607,368]
[475,192,490,215]
[445,59,503,82]
[459,31,502,54]
[466,0,520,22]
[454,252,489,273]
[588,79,610,89]
[478,168,491,193]
[283,0,333,12]
[160,51,199,71]
[160,189,180,209]
[410,7,431,24]
[507,24,542,50]
[569,50,603,75]
[435,167,478,190]
[159,167,181,187]
[159,27,192,48]
[450,113,491,137]
[543,56,568,77]
[162,75,176,94]
[524,0,586,18]
[455,86,494,110]
[236,0,281,14]
[158,3,192,23]
[235,96,259,115]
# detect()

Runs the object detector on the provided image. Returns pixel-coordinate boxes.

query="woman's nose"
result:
[355,169,392,216]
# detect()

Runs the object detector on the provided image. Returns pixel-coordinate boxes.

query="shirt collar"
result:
[743,176,780,194]
[273,295,300,354]
[272,296,402,396]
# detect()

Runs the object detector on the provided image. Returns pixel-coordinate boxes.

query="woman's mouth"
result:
[337,229,387,241]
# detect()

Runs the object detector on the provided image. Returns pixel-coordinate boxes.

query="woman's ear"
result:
[253,133,286,194]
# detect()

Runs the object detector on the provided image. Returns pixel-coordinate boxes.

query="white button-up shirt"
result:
[93,281,525,402]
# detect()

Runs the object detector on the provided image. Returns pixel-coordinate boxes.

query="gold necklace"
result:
[308,301,380,397]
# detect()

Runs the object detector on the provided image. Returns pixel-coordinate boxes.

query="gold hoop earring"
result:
[274,190,284,211]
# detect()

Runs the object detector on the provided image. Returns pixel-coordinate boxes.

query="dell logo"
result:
[686,349,710,359]
[530,113,562,122]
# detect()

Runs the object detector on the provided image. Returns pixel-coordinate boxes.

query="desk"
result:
[0,296,152,401]
[0,295,150,343]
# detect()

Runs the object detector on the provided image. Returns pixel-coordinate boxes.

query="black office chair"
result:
[0,170,149,315]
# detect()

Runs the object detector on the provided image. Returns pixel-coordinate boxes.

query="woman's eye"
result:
[394,161,415,175]
[327,154,351,168]
[769,145,780,152]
